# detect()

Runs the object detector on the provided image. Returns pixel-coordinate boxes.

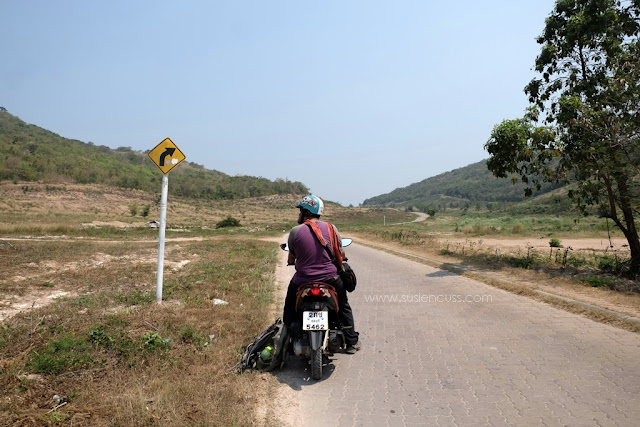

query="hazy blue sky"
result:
[1,1,557,206]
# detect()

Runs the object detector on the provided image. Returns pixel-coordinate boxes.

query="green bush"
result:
[549,238,563,248]
[595,255,633,276]
[584,276,615,288]
[88,323,136,357]
[216,216,241,228]
[597,255,619,273]
[88,326,115,348]
[566,255,588,267]
[141,332,171,352]
[507,256,533,269]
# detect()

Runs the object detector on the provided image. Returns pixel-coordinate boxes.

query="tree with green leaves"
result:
[485,0,640,275]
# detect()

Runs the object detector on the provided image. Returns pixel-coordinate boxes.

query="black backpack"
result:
[239,318,288,372]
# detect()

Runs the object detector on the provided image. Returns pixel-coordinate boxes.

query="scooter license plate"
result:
[303,311,328,330]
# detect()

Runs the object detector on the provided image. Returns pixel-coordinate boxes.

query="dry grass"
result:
[0,181,298,234]
[0,182,405,236]
[0,236,280,426]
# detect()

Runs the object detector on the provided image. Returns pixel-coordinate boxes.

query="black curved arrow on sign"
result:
[159,147,176,166]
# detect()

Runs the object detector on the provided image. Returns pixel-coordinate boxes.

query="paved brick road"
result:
[273,243,640,426]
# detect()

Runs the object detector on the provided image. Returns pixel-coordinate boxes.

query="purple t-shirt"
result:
[288,221,341,285]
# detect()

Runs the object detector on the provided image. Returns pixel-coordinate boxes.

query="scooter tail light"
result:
[309,287,323,297]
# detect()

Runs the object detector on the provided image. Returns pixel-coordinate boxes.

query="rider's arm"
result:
[287,229,297,265]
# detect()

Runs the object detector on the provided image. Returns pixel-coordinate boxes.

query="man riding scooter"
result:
[282,195,361,354]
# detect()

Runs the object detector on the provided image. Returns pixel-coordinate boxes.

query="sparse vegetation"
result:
[26,335,94,375]
[0,237,278,425]
[355,210,636,287]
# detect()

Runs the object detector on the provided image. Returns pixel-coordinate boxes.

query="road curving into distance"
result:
[270,242,640,426]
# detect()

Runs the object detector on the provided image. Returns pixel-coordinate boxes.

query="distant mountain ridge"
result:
[0,108,566,209]
[0,109,308,199]
[362,160,563,209]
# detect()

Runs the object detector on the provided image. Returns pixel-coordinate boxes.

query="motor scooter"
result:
[280,238,352,380]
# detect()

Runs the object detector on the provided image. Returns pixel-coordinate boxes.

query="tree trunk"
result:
[619,210,640,276]
[616,177,640,276]
[627,235,640,276]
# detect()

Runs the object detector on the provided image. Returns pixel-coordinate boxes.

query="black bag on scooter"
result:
[339,261,357,292]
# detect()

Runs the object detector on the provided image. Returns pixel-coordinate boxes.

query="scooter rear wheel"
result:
[311,348,322,380]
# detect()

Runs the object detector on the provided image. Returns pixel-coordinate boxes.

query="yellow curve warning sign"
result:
[148,138,186,174]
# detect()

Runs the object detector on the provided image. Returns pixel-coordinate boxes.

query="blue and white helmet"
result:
[296,195,324,216]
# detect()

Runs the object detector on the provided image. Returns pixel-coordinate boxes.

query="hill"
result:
[362,160,564,211]
[0,108,308,199]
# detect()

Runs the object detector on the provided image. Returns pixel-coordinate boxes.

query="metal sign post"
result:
[148,137,185,304]
[156,174,169,303]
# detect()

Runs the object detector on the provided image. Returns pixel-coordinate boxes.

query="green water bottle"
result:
[260,346,273,361]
